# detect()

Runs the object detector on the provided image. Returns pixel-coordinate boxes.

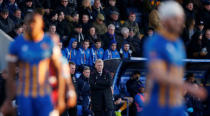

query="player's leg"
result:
[16,96,33,116]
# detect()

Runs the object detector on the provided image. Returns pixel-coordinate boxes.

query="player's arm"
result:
[149,60,207,100]
[184,82,207,100]
[61,60,77,108]
[148,60,183,87]
[1,54,17,115]
[51,46,66,113]
[65,76,77,108]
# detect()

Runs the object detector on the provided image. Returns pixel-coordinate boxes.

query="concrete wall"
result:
[0,30,13,72]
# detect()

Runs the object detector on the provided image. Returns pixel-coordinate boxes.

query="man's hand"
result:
[115,98,122,105]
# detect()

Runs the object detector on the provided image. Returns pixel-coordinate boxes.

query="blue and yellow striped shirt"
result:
[9,34,54,97]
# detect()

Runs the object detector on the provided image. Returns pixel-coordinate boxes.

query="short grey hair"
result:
[83,66,90,71]
[158,1,184,21]
[108,24,115,30]
[121,27,129,34]
[95,59,104,64]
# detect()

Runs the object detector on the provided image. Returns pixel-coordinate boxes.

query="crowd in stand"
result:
[0,0,210,116]
[0,0,209,63]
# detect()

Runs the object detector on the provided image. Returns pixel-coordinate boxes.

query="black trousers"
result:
[68,106,77,116]
[93,110,112,116]
[61,106,77,116]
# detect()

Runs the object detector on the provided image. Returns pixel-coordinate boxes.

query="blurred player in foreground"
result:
[0,12,68,116]
[143,1,207,116]
[49,34,77,115]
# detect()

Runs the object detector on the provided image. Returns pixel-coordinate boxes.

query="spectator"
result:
[56,11,69,42]
[188,32,207,59]
[92,0,104,20]
[90,39,104,66]
[48,24,57,34]
[195,19,205,34]
[0,0,5,10]
[6,0,19,17]
[20,0,34,16]
[118,27,136,51]
[79,0,93,20]
[33,0,53,9]
[103,39,120,60]
[10,8,22,25]
[0,8,15,33]
[89,59,114,116]
[56,0,75,17]
[134,84,145,116]
[148,9,161,31]
[68,62,78,116]
[81,13,91,36]
[71,23,85,47]
[104,0,118,18]
[68,0,77,8]
[120,27,131,41]
[102,24,122,50]
[119,20,142,57]
[119,42,132,60]
[77,66,92,116]
[126,71,142,97]
[204,29,210,58]
[77,39,92,66]
[140,27,155,55]
[123,12,141,39]
[86,26,99,46]
[106,10,121,35]
[187,31,207,58]
[92,13,107,35]
[198,1,210,29]
[66,12,79,36]
[44,11,58,31]
[184,1,196,20]
[8,23,23,38]
[62,38,78,64]
[182,17,196,46]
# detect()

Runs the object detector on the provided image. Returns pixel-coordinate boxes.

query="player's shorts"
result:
[142,103,185,116]
[16,95,53,116]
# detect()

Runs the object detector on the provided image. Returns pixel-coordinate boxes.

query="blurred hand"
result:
[115,98,122,105]
[123,97,134,103]
[200,51,207,56]
[49,109,59,116]
[184,83,207,100]
[67,90,77,108]
[57,99,66,114]
[0,100,15,116]
[44,9,50,14]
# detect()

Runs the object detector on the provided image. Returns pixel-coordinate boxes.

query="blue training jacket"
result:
[90,47,104,66]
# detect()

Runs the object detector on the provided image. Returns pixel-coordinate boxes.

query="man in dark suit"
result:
[89,59,114,116]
